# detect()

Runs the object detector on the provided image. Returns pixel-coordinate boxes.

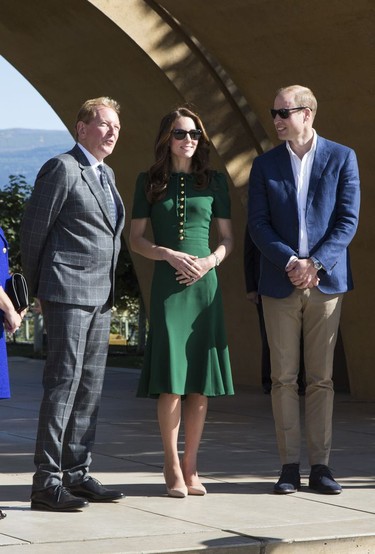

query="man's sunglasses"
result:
[172,128,202,140]
[270,107,310,119]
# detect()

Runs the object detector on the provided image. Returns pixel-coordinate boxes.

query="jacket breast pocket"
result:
[52,251,93,269]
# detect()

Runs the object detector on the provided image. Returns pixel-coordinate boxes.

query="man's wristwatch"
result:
[310,257,323,271]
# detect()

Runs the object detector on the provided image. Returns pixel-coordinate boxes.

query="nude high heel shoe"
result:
[166,484,188,498]
[163,469,188,498]
[187,484,207,496]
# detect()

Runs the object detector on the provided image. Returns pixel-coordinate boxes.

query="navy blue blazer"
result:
[248,135,360,298]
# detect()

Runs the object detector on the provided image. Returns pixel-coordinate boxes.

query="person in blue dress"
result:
[0,226,23,520]
[0,227,23,399]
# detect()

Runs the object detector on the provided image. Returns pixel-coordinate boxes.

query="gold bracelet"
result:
[212,252,221,267]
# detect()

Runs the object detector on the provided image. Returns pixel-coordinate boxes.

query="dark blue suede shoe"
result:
[309,464,342,494]
[274,463,301,494]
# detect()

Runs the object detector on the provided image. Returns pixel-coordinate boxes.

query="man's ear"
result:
[305,107,314,123]
[76,121,86,139]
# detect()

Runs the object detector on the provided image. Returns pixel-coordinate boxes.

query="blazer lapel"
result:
[275,145,298,199]
[71,144,124,231]
[71,145,115,229]
[81,165,115,229]
[103,163,125,231]
[306,136,330,213]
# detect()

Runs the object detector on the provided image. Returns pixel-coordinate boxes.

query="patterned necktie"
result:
[98,164,116,226]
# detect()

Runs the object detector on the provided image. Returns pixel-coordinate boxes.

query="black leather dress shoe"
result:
[274,463,301,494]
[31,485,89,511]
[68,477,125,502]
[309,464,342,494]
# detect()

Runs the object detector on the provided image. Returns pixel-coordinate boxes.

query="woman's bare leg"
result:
[181,393,208,488]
[157,393,185,490]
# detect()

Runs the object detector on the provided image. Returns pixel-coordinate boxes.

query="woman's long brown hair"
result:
[146,107,210,203]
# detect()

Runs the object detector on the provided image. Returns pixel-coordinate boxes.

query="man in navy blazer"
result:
[248,85,360,495]
[21,97,125,511]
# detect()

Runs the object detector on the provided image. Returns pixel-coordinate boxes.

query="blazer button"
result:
[2,247,6,254]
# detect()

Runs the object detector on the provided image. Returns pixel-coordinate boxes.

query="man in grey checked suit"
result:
[21,97,125,511]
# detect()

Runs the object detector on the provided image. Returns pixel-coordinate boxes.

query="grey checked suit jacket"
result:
[21,144,125,307]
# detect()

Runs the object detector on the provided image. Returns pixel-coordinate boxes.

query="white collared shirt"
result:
[77,142,100,168]
[77,142,105,181]
[286,129,317,257]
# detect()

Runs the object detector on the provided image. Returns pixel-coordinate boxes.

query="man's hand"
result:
[286,259,320,289]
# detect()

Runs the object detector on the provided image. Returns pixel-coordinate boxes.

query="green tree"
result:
[0,175,32,272]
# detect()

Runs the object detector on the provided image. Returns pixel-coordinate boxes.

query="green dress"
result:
[132,171,234,398]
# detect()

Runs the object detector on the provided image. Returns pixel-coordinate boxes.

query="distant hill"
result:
[0,128,74,187]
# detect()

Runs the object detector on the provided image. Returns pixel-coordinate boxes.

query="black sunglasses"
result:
[270,107,310,119]
[172,128,202,140]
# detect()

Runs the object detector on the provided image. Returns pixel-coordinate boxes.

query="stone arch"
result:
[0,0,373,397]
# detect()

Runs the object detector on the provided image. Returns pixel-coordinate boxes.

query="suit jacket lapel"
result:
[82,165,115,229]
[306,136,330,213]
[275,146,298,209]
[71,145,116,230]
[103,163,125,231]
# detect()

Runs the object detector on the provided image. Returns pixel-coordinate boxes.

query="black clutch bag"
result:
[5,273,29,313]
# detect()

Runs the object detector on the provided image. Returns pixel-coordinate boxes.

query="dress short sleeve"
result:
[211,171,231,219]
[131,172,151,219]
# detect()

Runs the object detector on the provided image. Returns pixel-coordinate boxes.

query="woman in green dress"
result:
[130,106,234,498]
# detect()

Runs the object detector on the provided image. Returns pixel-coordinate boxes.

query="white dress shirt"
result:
[286,129,317,259]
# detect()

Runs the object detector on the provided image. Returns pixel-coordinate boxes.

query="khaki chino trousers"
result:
[262,288,343,466]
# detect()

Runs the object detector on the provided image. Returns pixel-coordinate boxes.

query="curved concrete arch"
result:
[89,0,271,384]
[0,0,373,397]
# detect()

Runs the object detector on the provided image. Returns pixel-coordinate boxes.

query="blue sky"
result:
[0,56,67,131]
